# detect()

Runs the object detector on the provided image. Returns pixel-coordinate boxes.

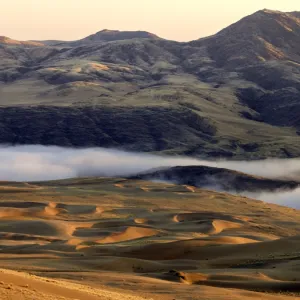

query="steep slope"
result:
[190,9,300,132]
[192,9,300,67]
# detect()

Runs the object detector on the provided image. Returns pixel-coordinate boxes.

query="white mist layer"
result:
[0,145,208,181]
[242,188,300,209]
[1,145,300,208]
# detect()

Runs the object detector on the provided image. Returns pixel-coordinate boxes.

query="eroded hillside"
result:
[1,10,300,158]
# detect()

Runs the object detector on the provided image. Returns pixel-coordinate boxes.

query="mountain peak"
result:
[260,9,282,14]
[219,9,300,34]
[193,9,300,67]
[0,36,43,47]
[98,29,119,33]
[255,9,300,20]
[0,36,12,43]
[79,29,160,44]
[258,9,300,19]
[260,9,277,13]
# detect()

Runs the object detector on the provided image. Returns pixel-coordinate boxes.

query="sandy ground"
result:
[1,178,300,299]
[0,268,151,300]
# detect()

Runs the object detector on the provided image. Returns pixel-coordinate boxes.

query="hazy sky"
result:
[2,0,300,42]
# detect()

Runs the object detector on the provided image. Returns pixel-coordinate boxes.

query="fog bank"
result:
[242,188,300,209]
[0,145,208,181]
[1,145,300,182]
[1,145,300,208]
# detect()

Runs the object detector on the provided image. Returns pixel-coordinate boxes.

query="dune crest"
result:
[97,227,161,244]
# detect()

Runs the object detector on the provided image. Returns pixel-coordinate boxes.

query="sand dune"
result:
[1,178,300,299]
[97,227,161,244]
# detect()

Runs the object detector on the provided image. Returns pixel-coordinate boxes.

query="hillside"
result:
[43,29,160,47]
[1,10,300,158]
[132,165,300,192]
[0,36,44,47]
[1,178,300,299]
[193,9,300,67]
[71,29,160,45]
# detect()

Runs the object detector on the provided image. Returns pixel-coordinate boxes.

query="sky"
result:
[1,0,300,42]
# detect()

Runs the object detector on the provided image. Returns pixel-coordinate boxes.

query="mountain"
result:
[41,30,160,47]
[1,10,300,159]
[0,36,44,47]
[290,11,300,19]
[131,165,300,192]
[77,29,159,42]
[192,9,300,67]
[191,9,300,133]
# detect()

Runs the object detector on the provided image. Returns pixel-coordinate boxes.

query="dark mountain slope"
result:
[0,106,216,152]
[132,165,300,193]
[1,10,300,158]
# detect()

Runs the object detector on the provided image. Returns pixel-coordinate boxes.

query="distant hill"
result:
[1,10,300,159]
[0,36,44,47]
[41,30,160,47]
[78,29,159,42]
[131,165,300,193]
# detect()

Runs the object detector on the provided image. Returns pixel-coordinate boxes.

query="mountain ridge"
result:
[0,36,44,47]
[192,9,300,67]
[131,165,300,192]
[1,9,300,159]
[3,9,300,46]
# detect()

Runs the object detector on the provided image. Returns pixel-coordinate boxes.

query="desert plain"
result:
[0,178,300,299]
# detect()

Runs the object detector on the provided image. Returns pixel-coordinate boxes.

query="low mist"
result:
[0,145,209,181]
[1,145,300,208]
[243,188,300,209]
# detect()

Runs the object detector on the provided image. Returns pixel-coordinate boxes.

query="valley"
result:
[2,7,300,300]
